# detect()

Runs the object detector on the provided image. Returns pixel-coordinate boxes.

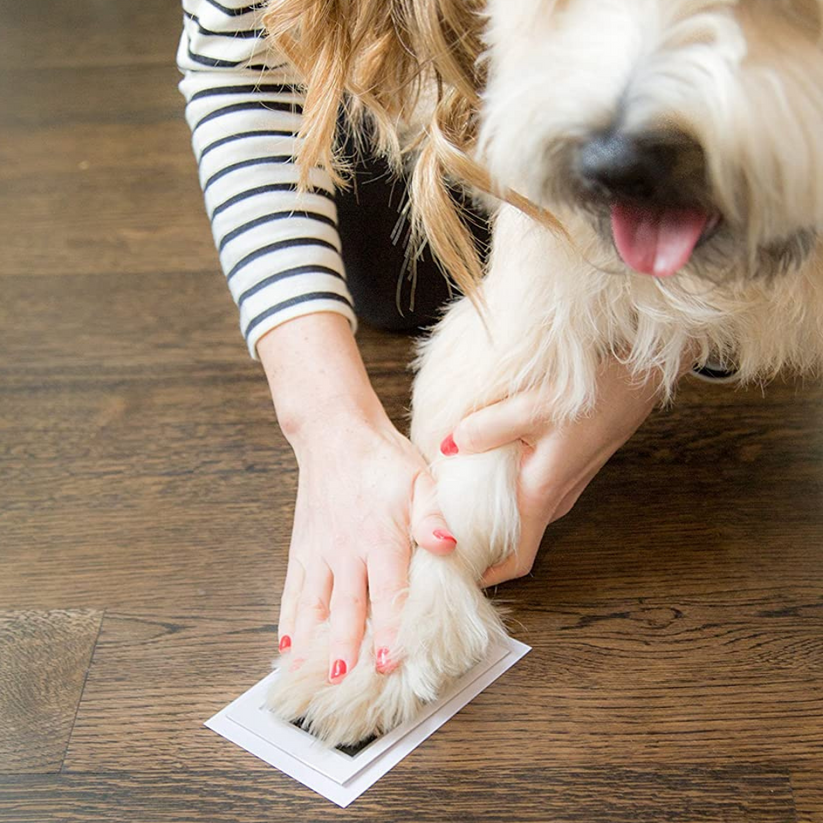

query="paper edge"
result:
[225,640,512,785]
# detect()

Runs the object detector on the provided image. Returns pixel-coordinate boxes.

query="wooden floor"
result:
[1,2,822,821]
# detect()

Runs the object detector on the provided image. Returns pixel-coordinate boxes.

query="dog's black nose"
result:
[576,130,699,203]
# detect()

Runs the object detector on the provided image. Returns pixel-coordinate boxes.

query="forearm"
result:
[177,1,356,358]
[257,313,389,445]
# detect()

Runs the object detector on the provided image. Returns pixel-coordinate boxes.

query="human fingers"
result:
[290,560,333,667]
[367,540,411,674]
[327,560,368,684]
[441,393,539,457]
[481,509,545,587]
[483,421,625,590]
[410,471,458,555]
[481,552,523,588]
[550,473,594,523]
[277,559,305,655]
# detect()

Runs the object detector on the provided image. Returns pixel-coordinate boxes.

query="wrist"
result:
[286,396,397,457]
[256,312,392,445]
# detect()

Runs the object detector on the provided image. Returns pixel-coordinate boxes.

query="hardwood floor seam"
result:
[59,611,105,775]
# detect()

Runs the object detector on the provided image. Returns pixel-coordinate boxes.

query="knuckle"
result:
[331,591,367,614]
[525,479,562,509]
[370,582,404,611]
[280,582,300,605]
[459,419,481,452]
[297,594,330,621]
[360,525,390,550]
[513,560,534,579]
[277,605,293,628]
[282,559,305,586]
[521,393,542,420]
[329,628,363,650]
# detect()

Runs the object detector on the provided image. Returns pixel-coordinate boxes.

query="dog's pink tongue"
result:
[611,203,709,278]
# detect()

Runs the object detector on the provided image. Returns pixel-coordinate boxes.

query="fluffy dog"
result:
[264,0,823,745]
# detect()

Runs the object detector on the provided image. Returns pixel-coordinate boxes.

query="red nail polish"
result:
[376,647,391,673]
[278,635,291,653]
[433,529,457,544]
[330,659,347,681]
[440,434,459,456]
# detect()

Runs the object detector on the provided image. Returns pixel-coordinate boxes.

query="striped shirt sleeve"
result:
[177,0,357,358]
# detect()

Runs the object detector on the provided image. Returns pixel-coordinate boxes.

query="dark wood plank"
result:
[62,611,277,773]
[792,767,823,823]
[0,288,414,617]
[0,1,183,69]
[0,66,185,130]
[0,767,798,823]
[0,161,213,279]
[0,123,214,279]
[59,604,823,773]
[0,611,102,774]
[0,122,197,181]
[0,272,413,377]
[0,272,251,375]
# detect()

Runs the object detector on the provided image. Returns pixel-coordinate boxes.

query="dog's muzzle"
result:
[573,129,720,278]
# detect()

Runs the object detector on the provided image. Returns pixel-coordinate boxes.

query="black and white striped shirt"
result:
[177,0,356,358]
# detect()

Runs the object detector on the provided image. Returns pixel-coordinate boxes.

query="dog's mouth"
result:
[610,203,722,278]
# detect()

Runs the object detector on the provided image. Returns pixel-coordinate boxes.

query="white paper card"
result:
[205,636,531,807]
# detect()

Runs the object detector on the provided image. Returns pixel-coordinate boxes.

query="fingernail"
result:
[330,659,347,682]
[376,647,391,673]
[433,528,457,544]
[440,433,458,456]
[278,635,291,653]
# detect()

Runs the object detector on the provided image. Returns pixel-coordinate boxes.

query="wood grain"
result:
[1,0,822,820]
[0,768,798,823]
[793,767,823,823]
[56,604,823,773]
[0,611,102,774]
[0,1,181,69]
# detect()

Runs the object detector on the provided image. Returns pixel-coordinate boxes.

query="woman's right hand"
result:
[257,313,456,685]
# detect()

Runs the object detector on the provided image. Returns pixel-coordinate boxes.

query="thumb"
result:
[446,394,536,456]
[410,471,458,555]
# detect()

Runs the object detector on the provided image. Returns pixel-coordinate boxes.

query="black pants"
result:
[335,152,487,332]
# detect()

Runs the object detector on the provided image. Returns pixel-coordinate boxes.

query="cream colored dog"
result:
[266,0,823,745]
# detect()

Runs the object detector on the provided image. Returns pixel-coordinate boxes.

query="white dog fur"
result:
[267,0,823,745]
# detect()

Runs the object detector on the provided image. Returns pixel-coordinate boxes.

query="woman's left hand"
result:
[441,357,665,587]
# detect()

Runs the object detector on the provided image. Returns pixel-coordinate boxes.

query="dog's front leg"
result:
[381,208,593,718]
[411,205,603,572]
[265,207,595,747]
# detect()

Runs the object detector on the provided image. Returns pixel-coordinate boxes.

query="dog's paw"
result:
[265,626,425,748]
[266,552,506,748]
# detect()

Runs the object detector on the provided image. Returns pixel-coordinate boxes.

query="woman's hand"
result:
[441,357,665,587]
[281,410,456,681]
[258,313,455,684]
